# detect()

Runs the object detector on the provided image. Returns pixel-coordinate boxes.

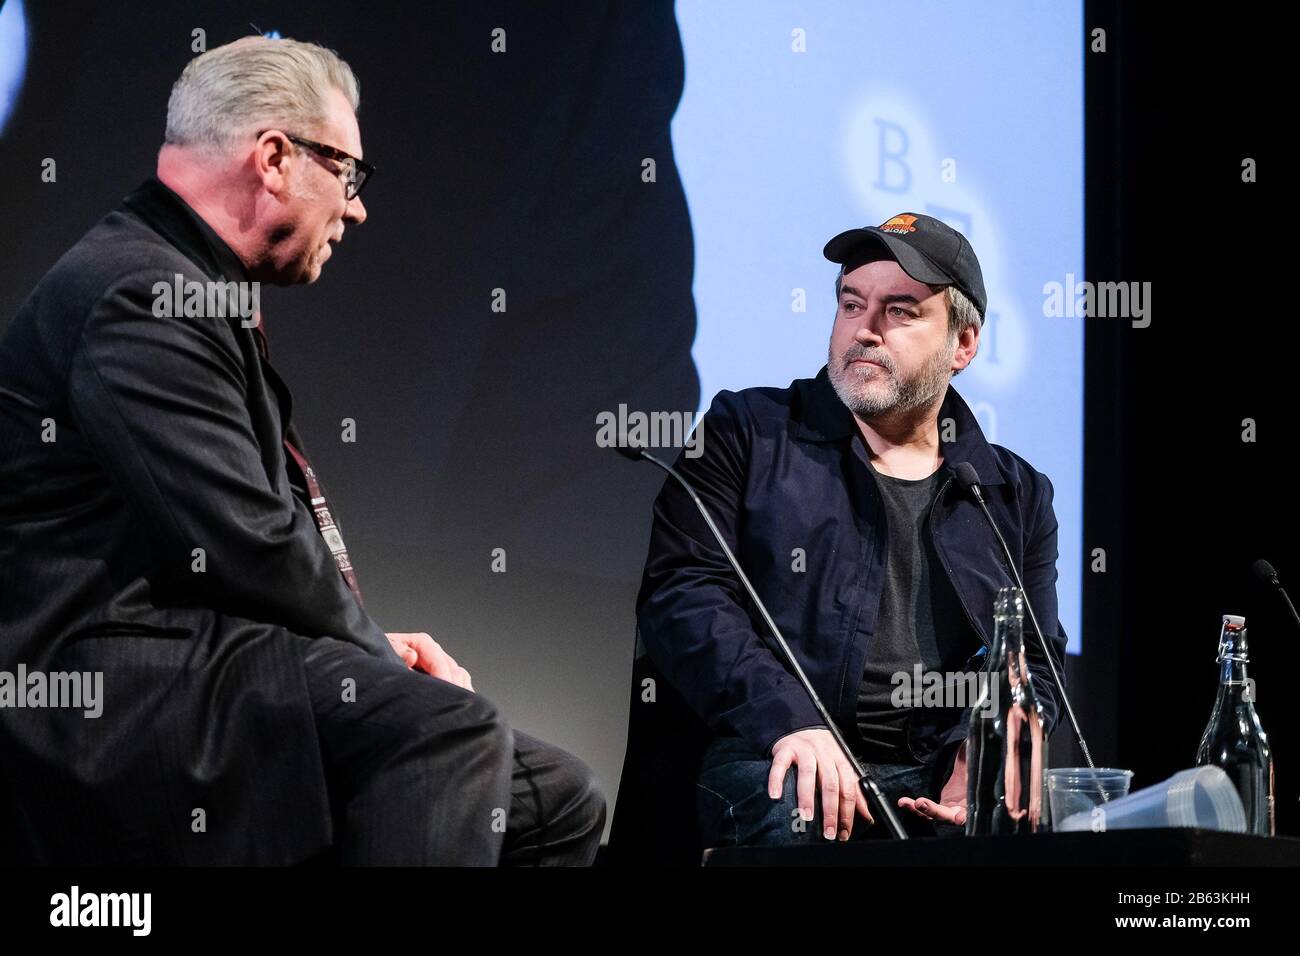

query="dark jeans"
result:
[696,735,964,848]
[303,635,605,865]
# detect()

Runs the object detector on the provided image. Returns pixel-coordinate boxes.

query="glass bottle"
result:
[966,586,1048,835]
[1195,614,1275,836]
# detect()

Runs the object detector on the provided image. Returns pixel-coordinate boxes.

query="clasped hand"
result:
[385,632,474,691]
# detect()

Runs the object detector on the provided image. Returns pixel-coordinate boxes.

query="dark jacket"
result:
[609,368,1066,864]
[0,178,397,864]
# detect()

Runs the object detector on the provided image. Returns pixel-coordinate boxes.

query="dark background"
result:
[1074,2,1287,831]
[0,0,1288,840]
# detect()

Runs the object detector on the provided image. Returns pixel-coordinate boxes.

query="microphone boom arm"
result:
[961,469,1099,775]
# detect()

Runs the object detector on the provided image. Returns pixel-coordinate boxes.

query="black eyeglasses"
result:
[257,130,375,200]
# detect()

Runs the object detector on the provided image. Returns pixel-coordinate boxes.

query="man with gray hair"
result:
[0,36,603,865]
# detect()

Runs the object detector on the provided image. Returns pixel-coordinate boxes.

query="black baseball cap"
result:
[823,213,986,321]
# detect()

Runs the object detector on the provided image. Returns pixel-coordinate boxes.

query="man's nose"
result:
[854,318,883,345]
[344,195,367,225]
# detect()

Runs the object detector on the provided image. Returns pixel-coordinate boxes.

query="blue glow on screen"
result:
[0,0,28,136]
[672,1,1084,653]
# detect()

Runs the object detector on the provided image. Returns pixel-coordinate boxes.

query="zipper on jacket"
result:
[835,457,882,730]
[930,475,992,655]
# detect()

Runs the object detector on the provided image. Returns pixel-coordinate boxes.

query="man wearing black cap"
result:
[623,213,1067,853]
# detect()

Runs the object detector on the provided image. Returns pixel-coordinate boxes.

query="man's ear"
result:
[253,131,294,197]
[951,321,980,374]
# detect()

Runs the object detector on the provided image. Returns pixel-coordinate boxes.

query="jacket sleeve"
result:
[65,269,397,661]
[635,390,825,756]
[1021,470,1068,738]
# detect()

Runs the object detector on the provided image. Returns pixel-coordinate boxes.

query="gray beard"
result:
[827,339,955,419]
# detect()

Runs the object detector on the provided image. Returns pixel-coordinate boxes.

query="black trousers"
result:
[302,635,605,865]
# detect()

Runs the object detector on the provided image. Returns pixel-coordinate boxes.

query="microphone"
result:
[1253,559,1300,631]
[617,441,910,841]
[952,461,1099,771]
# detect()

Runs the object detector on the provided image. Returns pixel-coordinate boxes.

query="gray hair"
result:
[944,284,981,374]
[164,36,359,153]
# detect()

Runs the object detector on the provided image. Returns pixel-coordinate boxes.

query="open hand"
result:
[898,740,968,826]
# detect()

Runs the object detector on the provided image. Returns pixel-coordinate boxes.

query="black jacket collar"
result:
[119,176,300,440]
[794,365,1006,486]
[120,176,250,285]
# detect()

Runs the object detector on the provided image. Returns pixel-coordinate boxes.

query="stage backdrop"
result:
[0,0,1083,841]
[674,0,1084,654]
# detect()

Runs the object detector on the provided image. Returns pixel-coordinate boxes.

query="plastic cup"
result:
[1046,767,1133,829]
[1055,765,1246,833]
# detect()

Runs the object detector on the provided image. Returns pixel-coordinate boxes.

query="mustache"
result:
[839,344,895,374]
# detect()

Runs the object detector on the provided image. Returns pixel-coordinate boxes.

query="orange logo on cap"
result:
[879,214,918,234]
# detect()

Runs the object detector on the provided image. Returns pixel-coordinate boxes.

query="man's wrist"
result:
[764,723,829,757]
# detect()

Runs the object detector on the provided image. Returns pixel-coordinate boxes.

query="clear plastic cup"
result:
[1055,766,1246,833]
[1047,767,1134,828]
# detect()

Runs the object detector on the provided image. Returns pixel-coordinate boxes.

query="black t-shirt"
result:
[856,462,979,762]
